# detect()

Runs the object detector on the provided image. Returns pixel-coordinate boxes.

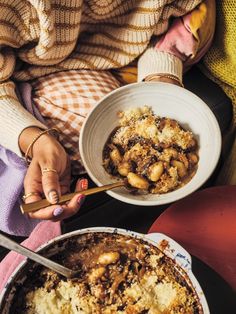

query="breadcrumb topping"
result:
[103,106,199,194]
[12,233,202,314]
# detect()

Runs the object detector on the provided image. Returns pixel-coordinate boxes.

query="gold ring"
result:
[42,167,57,175]
[22,192,41,201]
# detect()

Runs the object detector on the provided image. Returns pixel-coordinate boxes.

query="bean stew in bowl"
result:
[102,106,199,195]
[79,82,221,206]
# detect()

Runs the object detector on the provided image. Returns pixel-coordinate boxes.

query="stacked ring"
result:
[42,168,57,175]
[22,192,41,201]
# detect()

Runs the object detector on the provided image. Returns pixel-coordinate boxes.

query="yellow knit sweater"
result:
[203,0,236,122]
[0,0,201,155]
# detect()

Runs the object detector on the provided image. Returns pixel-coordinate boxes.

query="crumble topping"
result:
[11,233,203,314]
[103,106,199,194]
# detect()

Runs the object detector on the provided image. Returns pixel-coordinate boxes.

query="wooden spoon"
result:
[20,181,124,214]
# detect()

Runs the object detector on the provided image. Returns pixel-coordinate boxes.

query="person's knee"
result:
[184,66,233,133]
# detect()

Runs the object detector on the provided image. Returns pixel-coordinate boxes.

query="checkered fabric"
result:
[31,70,121,173]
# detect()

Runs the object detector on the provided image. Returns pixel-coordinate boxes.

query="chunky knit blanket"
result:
[203,0,236,122]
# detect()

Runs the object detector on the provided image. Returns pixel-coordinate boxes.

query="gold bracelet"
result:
[145,73,184,88]
[24,128,59,165]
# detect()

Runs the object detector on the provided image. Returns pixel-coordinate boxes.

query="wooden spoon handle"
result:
[20,181,124,214]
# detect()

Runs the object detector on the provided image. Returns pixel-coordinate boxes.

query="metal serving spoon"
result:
[0,233,79,279]
[20,181,125,214]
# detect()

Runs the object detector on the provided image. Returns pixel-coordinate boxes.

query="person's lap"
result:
[183,66,233,133]
[184,66,234,186]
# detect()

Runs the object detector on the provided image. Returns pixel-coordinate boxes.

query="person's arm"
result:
[0,46,46,156]
[0,80,86,220]
[0,52,83,221]
[0,81,46,156]
[138,0,215,85]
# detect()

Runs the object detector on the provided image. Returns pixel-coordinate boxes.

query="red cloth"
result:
[0,221,61,293]
[148,185,236,290]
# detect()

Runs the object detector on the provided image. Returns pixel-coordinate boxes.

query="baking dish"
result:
[0,227,209,313]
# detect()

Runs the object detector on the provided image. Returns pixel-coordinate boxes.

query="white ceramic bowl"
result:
[80,82,221,206]
[0,227,209,313]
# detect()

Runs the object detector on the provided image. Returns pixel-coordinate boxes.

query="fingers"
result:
[41,166,61,204]
[56,193,86,221]
[53,178,88,221]
[40,156,71,202]
[28,178,88,221]
[59,157,71,195]
[24,159,43,204]
[28,191,86,221]
[75,178,88,192]
[59,172,71,195]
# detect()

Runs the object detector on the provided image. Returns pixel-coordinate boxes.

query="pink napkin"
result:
[0,221,61,293]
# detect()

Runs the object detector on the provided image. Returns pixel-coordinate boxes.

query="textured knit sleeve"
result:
[0,80,46,157]
[138,0,215,83]
[0,47,46,156]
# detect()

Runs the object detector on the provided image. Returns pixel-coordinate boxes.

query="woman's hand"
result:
[19,127,86,220]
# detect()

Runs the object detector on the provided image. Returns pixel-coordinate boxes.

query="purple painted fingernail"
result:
[53,207,64,217]
[77,194,85,206]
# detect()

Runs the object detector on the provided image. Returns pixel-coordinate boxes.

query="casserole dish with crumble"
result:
[0,227,209,314]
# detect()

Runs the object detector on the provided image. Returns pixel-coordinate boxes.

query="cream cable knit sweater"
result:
[0,0,201,156]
